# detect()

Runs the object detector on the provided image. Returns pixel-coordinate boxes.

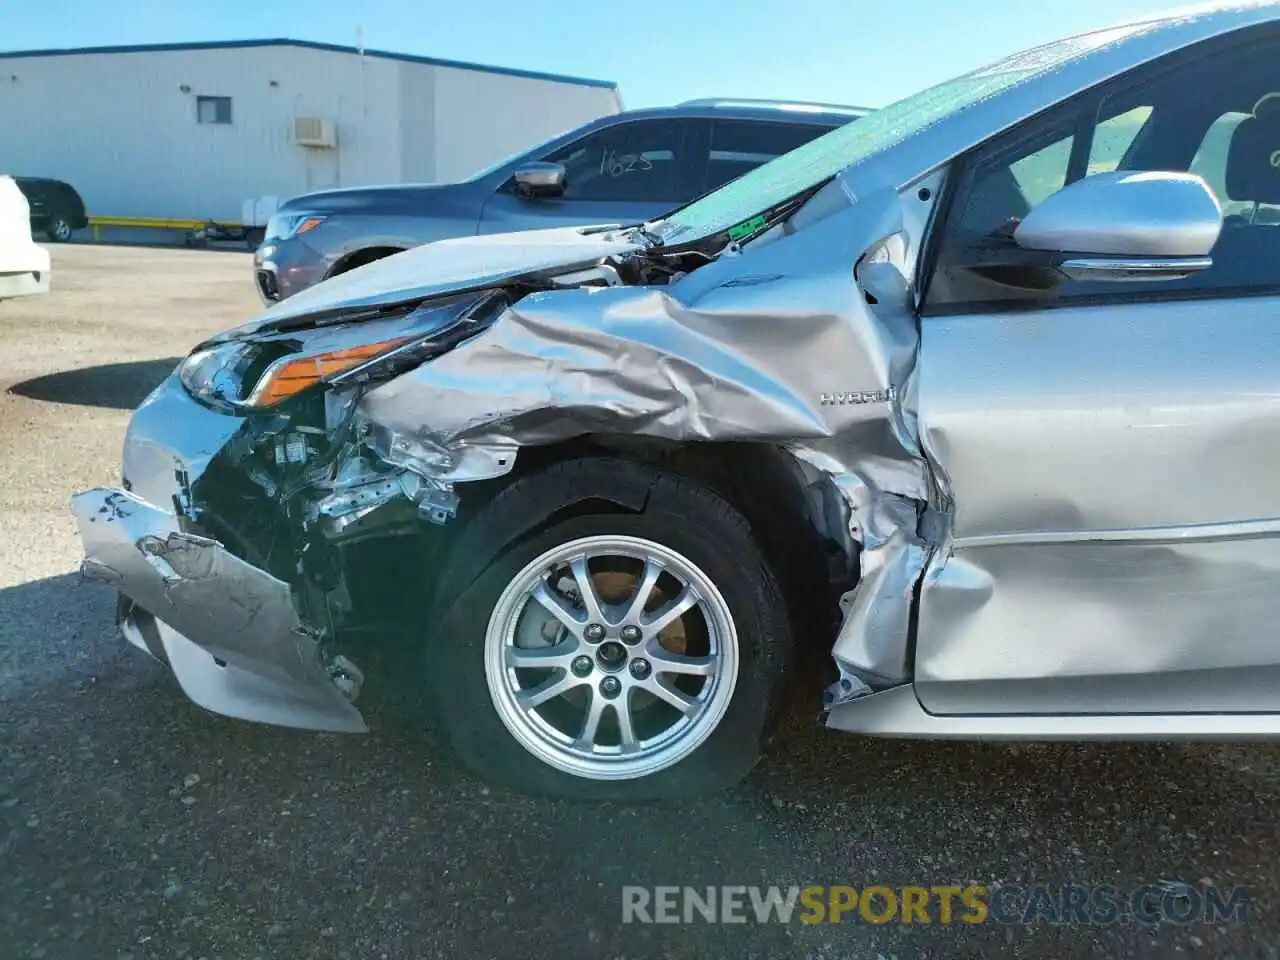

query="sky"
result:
[3,0,1186,109]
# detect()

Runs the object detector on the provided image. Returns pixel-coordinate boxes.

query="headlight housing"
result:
[178,340,263,405]
[244,334,417,406]
[265,211,327,241]
[179,294,499,410]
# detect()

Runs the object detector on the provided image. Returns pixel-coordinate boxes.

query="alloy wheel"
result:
[483,535,739,781]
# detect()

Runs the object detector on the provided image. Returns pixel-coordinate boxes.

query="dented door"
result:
[910,32,1280,717]
[914,294,1280,715]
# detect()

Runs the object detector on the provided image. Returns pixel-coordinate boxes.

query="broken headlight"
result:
[243,333,417,407]
[179,294,496,410]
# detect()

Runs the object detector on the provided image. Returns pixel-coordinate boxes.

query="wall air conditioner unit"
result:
[294,117,337,149]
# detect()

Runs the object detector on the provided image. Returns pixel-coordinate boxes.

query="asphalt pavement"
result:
[2,244,1278,959]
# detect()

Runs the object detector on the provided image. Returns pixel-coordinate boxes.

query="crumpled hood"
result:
[233,224,643,335]
[351,183,941,700]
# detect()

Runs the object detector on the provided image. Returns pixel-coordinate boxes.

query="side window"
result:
[18,182,44,208]
[927,34,1280,311]
[1190,112,1249,203]
[1008,135,1073,207]
[196,96,232,125]
[541,120,691,203]
[951,107,1151,239]
[1188,109,1280,223]
[1088,106,1153,174]
[703,121,834,191]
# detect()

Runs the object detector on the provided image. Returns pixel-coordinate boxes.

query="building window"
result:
[196,96,232,124]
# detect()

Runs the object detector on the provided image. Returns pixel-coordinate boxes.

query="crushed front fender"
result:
[350,181,944,708]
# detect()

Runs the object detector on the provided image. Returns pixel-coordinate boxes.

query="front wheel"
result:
[427,459,791,800]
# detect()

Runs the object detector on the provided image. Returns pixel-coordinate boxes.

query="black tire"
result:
[45,215,73,242]
[425,458,792,801]
[245,227,265,250]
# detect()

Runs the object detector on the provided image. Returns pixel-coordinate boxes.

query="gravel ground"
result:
[2,244,1279,960]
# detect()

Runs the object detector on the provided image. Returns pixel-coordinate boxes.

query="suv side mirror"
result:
[1014,171,1223,282]
[513,162,567,199]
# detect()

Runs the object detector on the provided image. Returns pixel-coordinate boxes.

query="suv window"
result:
[16,179,46,202]
[541,119,693,203]
[926,33,1280,311]
[703,120,836,191]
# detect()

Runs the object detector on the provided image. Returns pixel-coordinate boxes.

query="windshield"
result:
[654,22,1150,245]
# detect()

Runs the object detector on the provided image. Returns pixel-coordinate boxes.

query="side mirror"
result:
[512,162,566,199]
[1014,171,1223,282]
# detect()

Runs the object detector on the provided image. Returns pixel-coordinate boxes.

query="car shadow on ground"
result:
[7,357,181,410]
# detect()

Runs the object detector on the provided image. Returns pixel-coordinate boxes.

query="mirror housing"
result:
[1013,171,1223,282]
[513,162,567,199]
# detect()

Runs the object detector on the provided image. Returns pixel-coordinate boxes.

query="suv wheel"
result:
[45,216,73,242]
[426,459,791,800]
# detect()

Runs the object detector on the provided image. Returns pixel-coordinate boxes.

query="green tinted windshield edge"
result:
[655,22,1150,245]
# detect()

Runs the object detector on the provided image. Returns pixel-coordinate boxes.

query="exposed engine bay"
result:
[82,173,944,735]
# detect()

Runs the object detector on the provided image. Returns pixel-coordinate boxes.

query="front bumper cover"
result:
[73,487,367,733]
[253,235,328,303]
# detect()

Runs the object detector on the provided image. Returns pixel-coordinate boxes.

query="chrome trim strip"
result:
[955,516,1280,549]
[1059,256,1213,282]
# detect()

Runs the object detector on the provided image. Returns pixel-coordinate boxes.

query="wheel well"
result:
[496,438,856,663]
[331,246,404,277]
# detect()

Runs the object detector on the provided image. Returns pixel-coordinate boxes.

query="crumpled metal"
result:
[354,184,938,701]
[361,188,914,456]
[73,487,366,733]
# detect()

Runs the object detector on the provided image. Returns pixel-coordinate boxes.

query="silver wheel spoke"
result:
[485,534,739,781]
[517,671,582,710]
[615,691,639,749]
[641,586,698,638]
[642,677,699,716]
[569,557,607,624]
[530,581,586,636]
[621,559,664,624]
[648,648,717,677]
[505,640,580,670]
[576,690,607,748]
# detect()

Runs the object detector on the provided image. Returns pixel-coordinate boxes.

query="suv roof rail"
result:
[678,97,873,116]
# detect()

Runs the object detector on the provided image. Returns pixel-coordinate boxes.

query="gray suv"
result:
[253,99,868,301]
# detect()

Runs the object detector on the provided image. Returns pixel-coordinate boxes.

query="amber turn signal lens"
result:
[246,336,415,406]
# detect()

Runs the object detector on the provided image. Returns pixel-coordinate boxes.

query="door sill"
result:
[825,685,1280,740]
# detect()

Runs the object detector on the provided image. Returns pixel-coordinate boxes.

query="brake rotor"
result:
[591,570,688,655]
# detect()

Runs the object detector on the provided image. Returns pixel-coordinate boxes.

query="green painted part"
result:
[727,215,768,241]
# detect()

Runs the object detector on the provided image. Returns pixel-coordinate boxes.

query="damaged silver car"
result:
[74,1,1280,799]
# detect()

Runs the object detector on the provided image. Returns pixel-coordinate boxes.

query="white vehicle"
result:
[0,175,50,302]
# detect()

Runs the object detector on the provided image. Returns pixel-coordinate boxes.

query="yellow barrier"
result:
[88,216,246,241]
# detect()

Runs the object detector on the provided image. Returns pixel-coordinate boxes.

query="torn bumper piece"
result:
[72,487,367,733]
